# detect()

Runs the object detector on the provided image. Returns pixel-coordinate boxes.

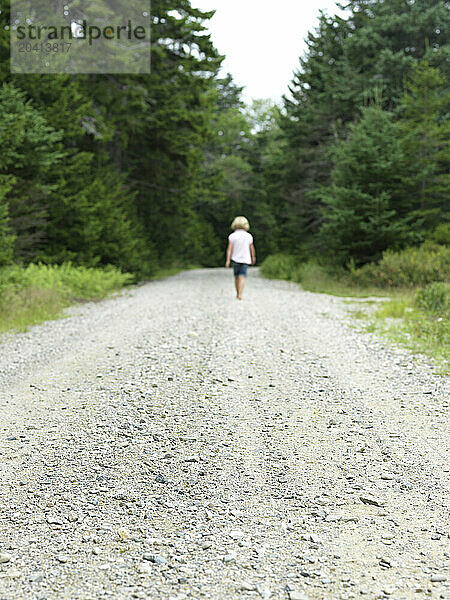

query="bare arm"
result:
[225,241,232,268]
[250,243,256,265]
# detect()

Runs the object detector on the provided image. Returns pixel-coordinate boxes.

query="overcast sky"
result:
[193,0,343,103]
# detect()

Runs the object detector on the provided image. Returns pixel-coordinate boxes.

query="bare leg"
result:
[234,276,240,299]
[236,275,246,300]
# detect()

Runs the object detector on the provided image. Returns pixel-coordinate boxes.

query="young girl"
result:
[225,216,256,300]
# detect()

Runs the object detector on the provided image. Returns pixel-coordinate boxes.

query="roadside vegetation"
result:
[0,263,133,333]
[261,245,450,370]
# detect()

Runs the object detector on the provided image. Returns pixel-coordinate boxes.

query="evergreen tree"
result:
[397,60,450,233]
[0,82,64,261]
[281,0,448,252]
[318,105,417,265]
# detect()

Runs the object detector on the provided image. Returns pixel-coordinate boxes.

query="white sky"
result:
[193,0,343,103]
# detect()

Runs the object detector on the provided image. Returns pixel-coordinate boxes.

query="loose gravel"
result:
[0,268,448,600]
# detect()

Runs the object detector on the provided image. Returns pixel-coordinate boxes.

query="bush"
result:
[0,262,133,333]
[351,244,449,288]
[428,223,450,245]
[414,282,449,316]
[0,262,133,299]
[260,254,299,281]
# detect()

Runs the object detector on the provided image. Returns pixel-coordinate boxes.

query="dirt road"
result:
[0,269,448,599]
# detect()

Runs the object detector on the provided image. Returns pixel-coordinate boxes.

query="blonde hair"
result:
[231,216,250,231]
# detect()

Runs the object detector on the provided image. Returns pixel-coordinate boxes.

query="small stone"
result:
[431,575,447,583]
[256,584,271,599]
[117,527,131,542]
[229,529,245,540]
[309,534,322,544]
[325,513,341,522]
[56,555,68,563]
[6,568,21,578]
[289,591,309,600]
[92,547,101,555]
[143,554,167,565]
[299,570,311,577]
[342,516,359,523]
[155,474,169,484]
[223,552,236,563]
[28,572,44,583]
[46,515,63,525]
[184,456,200,463]
[139,563,153,575]
[383,586,395,595]
[237,581,256,591]
[360,495,384,507]
[0,553,12,564]
[200,542,212,550]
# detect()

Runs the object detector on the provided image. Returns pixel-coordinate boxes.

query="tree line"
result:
[0,0,448,277]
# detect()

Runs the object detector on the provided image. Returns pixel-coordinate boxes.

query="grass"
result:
[261,253,449,371]
[355,294,449,373]
[0,262,133,334]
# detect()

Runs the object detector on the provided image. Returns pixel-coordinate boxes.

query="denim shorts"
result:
[232,262,248,277]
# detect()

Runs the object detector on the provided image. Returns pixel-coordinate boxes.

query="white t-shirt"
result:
[228,229,253,264]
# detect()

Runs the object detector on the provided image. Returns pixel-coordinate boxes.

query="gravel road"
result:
[0,268,448,600]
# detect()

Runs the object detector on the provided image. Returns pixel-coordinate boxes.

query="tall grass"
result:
[0,263,133,333]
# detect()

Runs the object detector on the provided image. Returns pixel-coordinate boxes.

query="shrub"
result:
[351,244,449,288]
[0,262,133,300]
[260,254,299,281]
[0,262,133,333]
[414,282,449,316]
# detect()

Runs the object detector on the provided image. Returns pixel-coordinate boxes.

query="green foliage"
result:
[397,61,450,233]
[279,0,448,256]
[0,262,132,298]
[319,105,416,265]
[0,82,64,260]
[0,262,132,332]
[428,222,450,245]
[371,283,450,369]
[263,242,449,304]
[351,244,450,288]
[415,282,449,315]
[260,254,299,281]
[0,195,14,266]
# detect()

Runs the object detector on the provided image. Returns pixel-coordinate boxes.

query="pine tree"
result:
[280,0,448,253]
[0,82,64,261]
[318,105,417,265]
[397,60,450,233]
